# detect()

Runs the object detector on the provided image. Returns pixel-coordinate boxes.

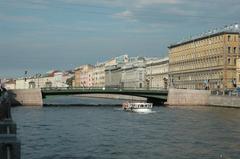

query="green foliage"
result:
[66,76,74,87]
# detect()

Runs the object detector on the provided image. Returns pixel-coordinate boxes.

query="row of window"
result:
[170,57,224,71]
[171,46,239,63]
[171,57,237,72]
[227,35,240,42]
[170,47,224,62]
[228,46,239,54]
[173,71,223,81]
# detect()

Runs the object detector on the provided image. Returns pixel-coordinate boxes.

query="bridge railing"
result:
[211,89,240,97]
[41,86,167,92]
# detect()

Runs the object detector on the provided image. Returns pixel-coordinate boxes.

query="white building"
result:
[15,76,54,89]
[105,64,123,88]
[121,59,146,88]
[145,57,169,89]
[4,80,16,90]
[15,71,73,89]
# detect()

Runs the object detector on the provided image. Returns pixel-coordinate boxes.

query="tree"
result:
[66,76,74,87]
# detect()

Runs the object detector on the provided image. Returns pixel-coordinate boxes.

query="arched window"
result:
[228,35,231,41]
[228,58,231,65]
[28,81,35,88]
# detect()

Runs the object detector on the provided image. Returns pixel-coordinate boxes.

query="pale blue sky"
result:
[0,0,239,78]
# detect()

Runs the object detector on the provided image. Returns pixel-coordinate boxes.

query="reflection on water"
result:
[11,96,240,159]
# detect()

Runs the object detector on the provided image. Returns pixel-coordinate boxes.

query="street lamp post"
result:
[24,70,27,89]
[36,73,41,88]
[150,62,153,89]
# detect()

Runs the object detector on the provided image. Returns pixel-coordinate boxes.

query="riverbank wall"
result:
[167,88,240,108]
[8,89,43,106]
[167,88,211,106]
[208,95,240,108]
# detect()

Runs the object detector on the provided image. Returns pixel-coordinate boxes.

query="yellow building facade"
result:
[169,28,240,90]
[74,65,94,87]
[237,59,240,87]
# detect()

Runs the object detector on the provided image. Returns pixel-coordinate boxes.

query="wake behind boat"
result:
[122,102,153,113]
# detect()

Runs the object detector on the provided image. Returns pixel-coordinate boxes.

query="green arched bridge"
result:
[41,87,168,105]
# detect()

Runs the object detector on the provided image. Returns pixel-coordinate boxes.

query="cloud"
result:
[112,0,240,25]
[113,10,137,21]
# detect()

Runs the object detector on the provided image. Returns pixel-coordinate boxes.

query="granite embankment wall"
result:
[167,88,211,106]
[9,89,43,106]
[167,88,240,108]
[208,95,240,108]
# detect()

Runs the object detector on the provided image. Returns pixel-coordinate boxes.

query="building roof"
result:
[168,24,240,49]
[4,79,16,84]
[146,57,169,66]
[74,64,95,71]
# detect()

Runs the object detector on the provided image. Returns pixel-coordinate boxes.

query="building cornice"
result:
[168,31,240,49]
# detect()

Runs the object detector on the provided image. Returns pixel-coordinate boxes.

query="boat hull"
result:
[123,108,152,113]
[132,108,152,113]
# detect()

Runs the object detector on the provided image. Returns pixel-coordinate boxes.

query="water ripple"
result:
[12,104,240,159]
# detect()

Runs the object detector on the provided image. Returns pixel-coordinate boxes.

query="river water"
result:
[12,96,240,159]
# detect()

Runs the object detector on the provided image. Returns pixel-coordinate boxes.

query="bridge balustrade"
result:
[41,86,167,92]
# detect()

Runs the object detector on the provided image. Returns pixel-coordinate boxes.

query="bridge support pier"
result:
[8,89,43,106]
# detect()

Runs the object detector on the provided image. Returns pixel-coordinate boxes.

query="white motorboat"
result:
[122,102,153,113]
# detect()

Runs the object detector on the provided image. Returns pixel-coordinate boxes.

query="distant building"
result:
[105,65,123,88]
[15,70,73,89]
[115,54,129,64]
[104,54,128,66]
[74,65,94,87]
[169,24,240,90]
[74,55,128,88]
[121,58,146,88]
[92,63,106,87]
[15,76,54,89]
[145,57,169,89]
[104,56,147,89]
[4,79,16,90]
